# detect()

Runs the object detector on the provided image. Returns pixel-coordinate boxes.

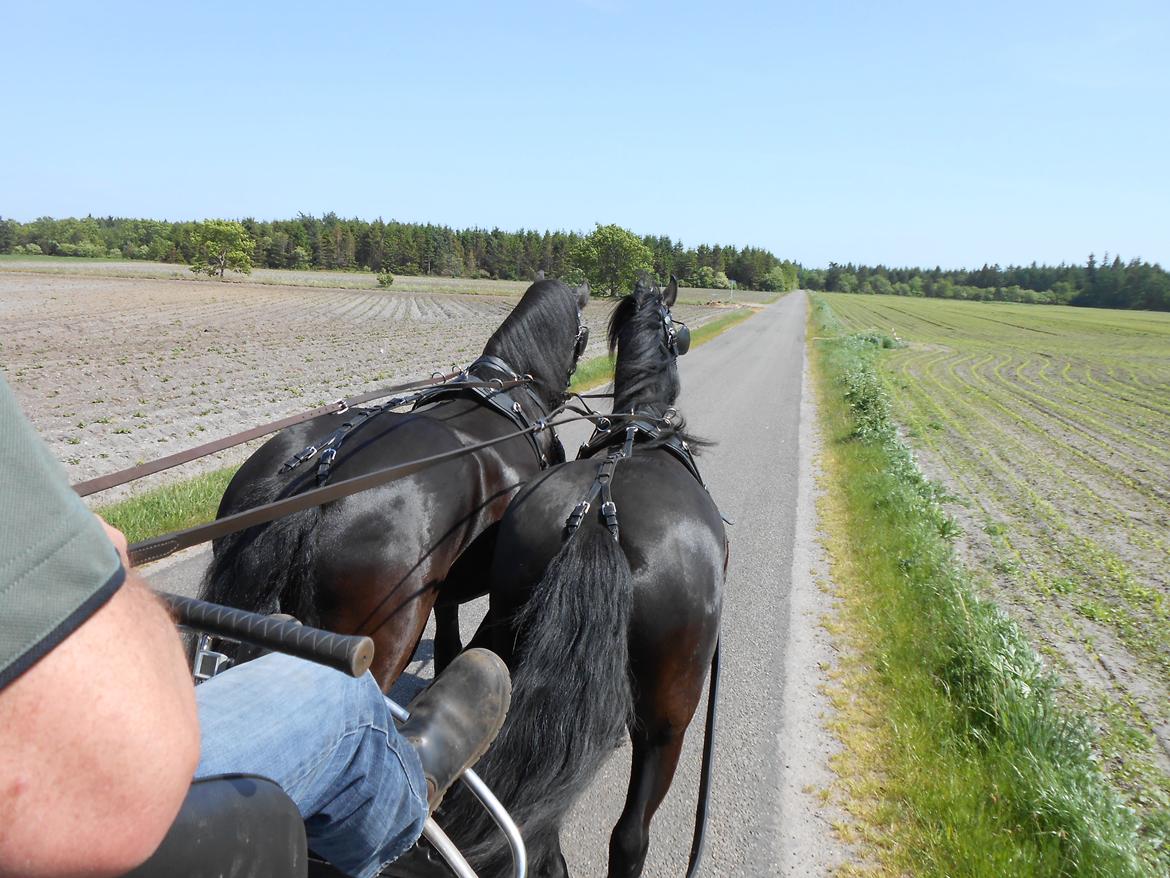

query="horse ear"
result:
[534,269,545,281]
[574,281,590,308]
[664,274,678,307]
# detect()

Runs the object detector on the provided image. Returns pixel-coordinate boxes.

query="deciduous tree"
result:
[189,220,254,278]
[568,224,654,296]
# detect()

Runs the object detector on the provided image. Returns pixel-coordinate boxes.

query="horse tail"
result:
[446,523,635,875]
[198,478,324,627]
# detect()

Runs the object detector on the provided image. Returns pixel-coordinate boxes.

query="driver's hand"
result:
[97,515,131,569]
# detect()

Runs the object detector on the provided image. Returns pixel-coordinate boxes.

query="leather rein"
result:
[71,370,464,497]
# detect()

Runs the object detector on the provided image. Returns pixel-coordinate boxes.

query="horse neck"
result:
[482,312,572,409]
[611,365,676,416]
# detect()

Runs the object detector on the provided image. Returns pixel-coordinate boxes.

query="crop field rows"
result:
[823,293,1170,825]
[0,270,729,500]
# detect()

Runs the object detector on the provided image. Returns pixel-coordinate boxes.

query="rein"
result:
[71,370,464,497]
[124,406,637,568]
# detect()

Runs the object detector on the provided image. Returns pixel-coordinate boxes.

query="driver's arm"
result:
[0,377,199,878]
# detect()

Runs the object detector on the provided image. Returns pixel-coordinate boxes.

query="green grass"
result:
[95,466,239,545]
[812,296,1164,876]
[0,253,123,263]
[569,354,618,392]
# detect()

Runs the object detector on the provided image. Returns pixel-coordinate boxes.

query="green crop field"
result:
[822,293,1170,840]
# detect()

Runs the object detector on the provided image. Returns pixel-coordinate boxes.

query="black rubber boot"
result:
[399,647,511,811]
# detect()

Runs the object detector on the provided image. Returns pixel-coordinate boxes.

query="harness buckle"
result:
[512,401,523,415]
[316,447,338,486]
[565,500,590,533]
[280,444,318,472]
[332,398,349,415]
[600,500,620,540]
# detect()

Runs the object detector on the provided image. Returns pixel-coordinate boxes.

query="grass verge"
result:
[811,295,1164,876]
[94,306,758,544]
[95,466,239,545]
[570,306,756,392]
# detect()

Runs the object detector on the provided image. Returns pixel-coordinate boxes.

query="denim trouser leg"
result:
[195,653,428,878]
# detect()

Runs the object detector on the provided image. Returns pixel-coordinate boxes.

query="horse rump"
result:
[199,476,324,627]
[443,522,635,875]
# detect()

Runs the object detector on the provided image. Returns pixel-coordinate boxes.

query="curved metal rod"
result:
[421,818,478,878]
[459,768,527,878]
[387,700,527,878]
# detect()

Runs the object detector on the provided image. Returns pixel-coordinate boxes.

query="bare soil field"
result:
[0,256,774,304]
[826,293,1170,840]
[0,269,728,500]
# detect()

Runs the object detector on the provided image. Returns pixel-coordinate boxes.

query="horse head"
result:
[608,273,687,416]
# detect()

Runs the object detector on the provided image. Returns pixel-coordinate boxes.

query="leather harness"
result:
[564,414,706,543]
[278,356,563,486]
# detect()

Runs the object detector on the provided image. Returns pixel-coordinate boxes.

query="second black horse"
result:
[442,277,727,878]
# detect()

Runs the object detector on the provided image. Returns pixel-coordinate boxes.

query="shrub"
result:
[377,271,395,287]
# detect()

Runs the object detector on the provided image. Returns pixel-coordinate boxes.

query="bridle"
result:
[659,301,690,358]
[569,308,590,381]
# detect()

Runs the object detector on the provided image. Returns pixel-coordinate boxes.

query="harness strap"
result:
[412,356,558,470]
[278,391,418,484]
[579,416,707,487]
[278,355,557,487]
[564,426,636,542]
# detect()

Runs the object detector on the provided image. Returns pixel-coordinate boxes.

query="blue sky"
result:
[2,0,1167,268]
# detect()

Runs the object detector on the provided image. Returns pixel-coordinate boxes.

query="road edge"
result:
[775,296,853,875]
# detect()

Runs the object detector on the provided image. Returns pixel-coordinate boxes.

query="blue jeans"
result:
[195,653,428,878]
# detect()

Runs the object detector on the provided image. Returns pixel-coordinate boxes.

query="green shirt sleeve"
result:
[0,376,125,691]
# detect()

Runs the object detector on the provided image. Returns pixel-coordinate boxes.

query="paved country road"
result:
[556,290,839,876]
[147,291,844,876]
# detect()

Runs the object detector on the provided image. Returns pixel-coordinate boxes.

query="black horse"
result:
[442,278,727,878]
[199,277,590,688]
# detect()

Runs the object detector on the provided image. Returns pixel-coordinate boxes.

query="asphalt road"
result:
[148,291,814,876]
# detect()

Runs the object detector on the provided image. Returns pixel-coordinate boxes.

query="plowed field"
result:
[0,269,727,499]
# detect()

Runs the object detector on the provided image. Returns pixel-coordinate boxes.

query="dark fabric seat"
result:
[124,775,307,878]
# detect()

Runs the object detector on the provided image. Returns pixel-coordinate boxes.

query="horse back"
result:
[492,448,725,634]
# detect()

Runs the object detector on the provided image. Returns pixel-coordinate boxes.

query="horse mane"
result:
[483,278,580,408]
[607,279,707,451]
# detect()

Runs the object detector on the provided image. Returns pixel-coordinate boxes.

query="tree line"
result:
[800,256,1170,311]
[3,215,1163,310]
[0,214,798,292]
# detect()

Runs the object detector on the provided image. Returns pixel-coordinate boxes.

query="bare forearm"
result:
[0,574,199,877]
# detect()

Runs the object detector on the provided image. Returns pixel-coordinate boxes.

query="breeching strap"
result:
[71,370,463,497]
[563,425,636,542]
